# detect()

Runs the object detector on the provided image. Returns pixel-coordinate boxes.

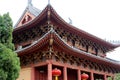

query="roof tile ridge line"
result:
[52,30,120,65]
[15,29,53,53]
[28,5,41,13]
[106,57,120,63]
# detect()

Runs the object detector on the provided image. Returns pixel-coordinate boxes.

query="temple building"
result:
[14,0,120,80]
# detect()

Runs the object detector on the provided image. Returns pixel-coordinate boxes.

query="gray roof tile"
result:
[27,5,41,16]
[14,5,41,28]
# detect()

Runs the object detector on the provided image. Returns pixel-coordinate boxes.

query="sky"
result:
[0,0,120,61]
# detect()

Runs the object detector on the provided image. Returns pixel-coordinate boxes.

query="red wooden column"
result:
[77,69,81,80]
[104,74,107,80]
[90,72,94,80]
[31,67,35,80]
[63,66,67,80]
[48,63,52,80]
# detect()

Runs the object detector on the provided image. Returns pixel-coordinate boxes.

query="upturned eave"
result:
[15,29,120,71]
[13,4,119,52]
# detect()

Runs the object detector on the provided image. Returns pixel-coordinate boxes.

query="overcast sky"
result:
[0,0,120,61]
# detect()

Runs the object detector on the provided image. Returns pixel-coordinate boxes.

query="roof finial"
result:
[48,0,50,5]
[68,17,72,24]
[28,0,32,6]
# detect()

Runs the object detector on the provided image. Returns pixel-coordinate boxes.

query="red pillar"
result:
[31,67,35,80]
[77,69,81,80]
[90,72,94,80]
[63,67,67,80]
[104,74,107,80]
[48,63,52,80]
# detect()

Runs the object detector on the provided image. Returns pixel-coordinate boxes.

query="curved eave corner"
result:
[55,33,120,70]
[13,4,119,51]
[15,28,120,70]
[15,29,52,55]
[52,30,120,70]
[48,5,119,50]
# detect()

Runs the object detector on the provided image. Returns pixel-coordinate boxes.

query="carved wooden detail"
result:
[22,15,32,24]
[20,49,116,73]
[14,24,109,57]
[54,26,108,57]
[14,25,51,49]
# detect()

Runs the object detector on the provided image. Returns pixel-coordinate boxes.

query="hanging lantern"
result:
[52,68,61,80]
[81,73,89,80]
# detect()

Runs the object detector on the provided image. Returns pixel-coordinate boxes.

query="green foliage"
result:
[0,44,20,80]
[0,69,7,80]
[115,73,120,80]
[107,77,112,80]
[0,13,20,80]
[0,13,14,50]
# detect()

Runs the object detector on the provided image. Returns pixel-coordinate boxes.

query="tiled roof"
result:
[14,5,41,28]
[106,57,120,63]
[15,28,120,66]
[27,5,41,16]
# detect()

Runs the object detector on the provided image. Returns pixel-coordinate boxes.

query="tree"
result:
[115,73,120,80]
[0,13,14,50]
[107,76,112,80]
[0,13,20,80]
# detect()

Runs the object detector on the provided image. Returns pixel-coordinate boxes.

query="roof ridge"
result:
[27,5,41,16]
